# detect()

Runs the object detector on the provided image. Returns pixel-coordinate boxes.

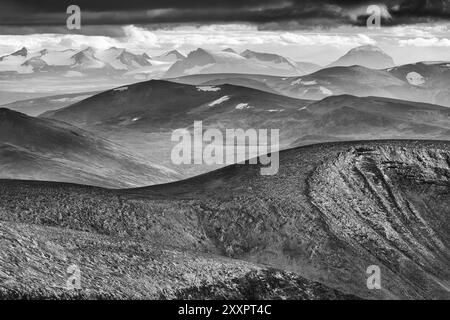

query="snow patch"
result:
[114,86,128,92]
[197,86,221,92]
[235,103,251,110]
[209,95,230,107]
[50,95,90,103]
[291,78,317,86]
[406,72,425,86]
[319,86,333,95]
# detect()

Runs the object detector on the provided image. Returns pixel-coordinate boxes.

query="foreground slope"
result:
[0,220,356,300]
[0,140,448,299]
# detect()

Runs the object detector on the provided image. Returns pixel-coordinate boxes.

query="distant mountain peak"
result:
[189,48,210,56]
[240,49,296,67]
[166,50,185,57]
[116,50,152,67]
[329,45,395,69]
[11,47,28,57]
[350,44,384,53]
[222,48,237,53]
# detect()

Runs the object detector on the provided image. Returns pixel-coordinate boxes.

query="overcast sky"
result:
[0,0,449,65]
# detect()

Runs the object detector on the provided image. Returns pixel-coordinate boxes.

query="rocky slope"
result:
[0,140,448,299]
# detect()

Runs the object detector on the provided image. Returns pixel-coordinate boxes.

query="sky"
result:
[0,0,449,65]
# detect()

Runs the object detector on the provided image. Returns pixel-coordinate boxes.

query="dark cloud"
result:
[0,0,449,32]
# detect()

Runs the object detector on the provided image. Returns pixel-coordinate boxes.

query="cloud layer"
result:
[1,0,449,30]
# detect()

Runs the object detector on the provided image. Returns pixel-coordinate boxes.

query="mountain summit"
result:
[329,45,395,69]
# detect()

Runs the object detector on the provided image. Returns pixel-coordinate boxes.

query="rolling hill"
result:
[0,140,448,299]
[0,108,180,187]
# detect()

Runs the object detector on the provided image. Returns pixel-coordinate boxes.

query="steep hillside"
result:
[0,140,448,299]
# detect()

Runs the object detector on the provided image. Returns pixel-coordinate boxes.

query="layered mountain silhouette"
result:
[0,140,448,299]
[173,61,450,107]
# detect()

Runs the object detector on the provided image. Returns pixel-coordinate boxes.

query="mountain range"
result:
[0,46,322,79]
